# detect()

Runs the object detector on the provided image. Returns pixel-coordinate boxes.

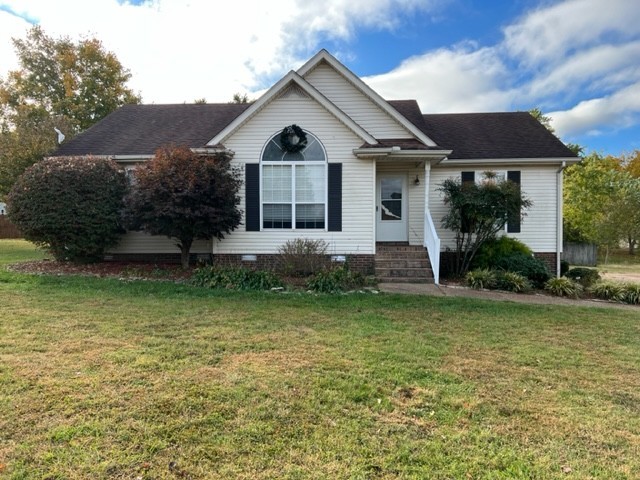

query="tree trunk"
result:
[628,236,636,256]
[178,238,193,270]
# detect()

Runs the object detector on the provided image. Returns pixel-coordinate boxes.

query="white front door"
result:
[376,174,408,242]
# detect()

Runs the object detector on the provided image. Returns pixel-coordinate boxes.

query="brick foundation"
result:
[106,252,376,275]
[533,252,558,276]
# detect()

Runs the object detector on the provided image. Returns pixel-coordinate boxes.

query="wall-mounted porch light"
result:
[414,175,420,186]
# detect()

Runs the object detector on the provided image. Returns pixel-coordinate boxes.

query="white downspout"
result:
[556,161,567,277]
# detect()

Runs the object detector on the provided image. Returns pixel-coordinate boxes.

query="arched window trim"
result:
[260,129,328,230]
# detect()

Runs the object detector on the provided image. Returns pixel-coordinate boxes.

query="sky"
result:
[1,0,639,156]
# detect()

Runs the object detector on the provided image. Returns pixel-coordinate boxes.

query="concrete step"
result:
[375,258,431,269]
[375,267,433,278]
[375,252,432,260]
[377,276,434,284]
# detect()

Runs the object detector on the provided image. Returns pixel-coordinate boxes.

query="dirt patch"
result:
[601,272,640,283]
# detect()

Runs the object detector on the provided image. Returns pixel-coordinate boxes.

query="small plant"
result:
[560,260,570,276]
[623,283,640,305]
[496,254,551,288]
[590,281,626,302]
[306,266,364,293]
[191,266,283,291]
[544,277,583,298]
[472,236,533,270]
[465,269,497,290]
[565,267,601,288]
[277,238,330,277]
[496,271,531,293]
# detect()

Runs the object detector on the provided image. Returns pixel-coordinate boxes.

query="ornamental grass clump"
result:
[623,283,640,305]
[544,277,583,298]
[465,269,497,290]
[590,281,626,302]
[496,271,531,293]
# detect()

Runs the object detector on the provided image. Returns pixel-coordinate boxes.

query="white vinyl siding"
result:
[217,90,376,255]
[304,63,412,139]
[429,165,559,252]
[109,232,212,254]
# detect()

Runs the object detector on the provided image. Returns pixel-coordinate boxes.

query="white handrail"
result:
[424,210,440,284]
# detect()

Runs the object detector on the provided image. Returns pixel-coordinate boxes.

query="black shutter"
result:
[461,171,475,233]
[245,163,260,232]
[507,170,521,233]
[328,163,342,232]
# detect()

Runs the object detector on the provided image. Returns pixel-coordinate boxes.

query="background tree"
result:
[230,93,251,104]
[0,26,140,199]
[7,156,127,262]
[439,172,532,276]
[124,145,242,269]
[564,153,640,257]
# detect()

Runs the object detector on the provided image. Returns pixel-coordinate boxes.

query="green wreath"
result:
[280,125,307,153]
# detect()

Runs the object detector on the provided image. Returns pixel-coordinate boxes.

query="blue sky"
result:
[1,0,639,156]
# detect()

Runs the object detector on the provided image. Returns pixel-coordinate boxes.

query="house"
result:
[53,50,579,283]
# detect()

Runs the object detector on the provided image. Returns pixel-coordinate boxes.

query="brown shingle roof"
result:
[53,103,252,156]
[420,112,576,159]
[53,101,576,160]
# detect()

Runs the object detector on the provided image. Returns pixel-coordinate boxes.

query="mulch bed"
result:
[8,260,194,282]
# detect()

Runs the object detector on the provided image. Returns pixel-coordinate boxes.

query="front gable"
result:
[298,50,437,147]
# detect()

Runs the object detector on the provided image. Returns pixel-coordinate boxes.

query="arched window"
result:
[261,130,327,229]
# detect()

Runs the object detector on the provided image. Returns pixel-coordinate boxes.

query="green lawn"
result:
[1,240,640,479]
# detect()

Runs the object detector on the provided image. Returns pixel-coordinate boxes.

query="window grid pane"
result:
[263,204,292,229]
[296,203,325,229]
[262,165,292,202]
[296,165,325,203]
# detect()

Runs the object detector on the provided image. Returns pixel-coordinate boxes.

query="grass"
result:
[1,240,640,479]
[597,248,640,276]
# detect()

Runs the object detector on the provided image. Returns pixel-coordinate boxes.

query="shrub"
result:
[590,281,626,302]
[495,253,551,288]
[496,271,531,293]
[472,236,533,270]
[465,269,497,289]
[191,266,283,291]
[560,260,570,276]
[7,156,127,262]
[277,238,329,277]
[544,277,583,298]
[565,267,601,288]
[306,266,365,293]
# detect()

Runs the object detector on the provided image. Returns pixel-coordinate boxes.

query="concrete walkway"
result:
[378,282,639,311]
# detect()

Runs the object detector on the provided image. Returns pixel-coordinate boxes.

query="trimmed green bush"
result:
[544,277,583,298]
[306,267,365,293]
[7,156,127,262]
[496,271,531,293]
[277,238,330,277]
[496,253,551,288]
[465,269,497,289]
[191,266,283,291]
[566,267,601,288]
[472,236,533,270]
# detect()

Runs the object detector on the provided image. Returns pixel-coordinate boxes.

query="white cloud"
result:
[549,82,640,137]
[503,0,640,67]
[0,0,442,103]
[365,44,514,112]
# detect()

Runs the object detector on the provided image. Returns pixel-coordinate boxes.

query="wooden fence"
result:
[562,242,597,266]
[0,216,22,239]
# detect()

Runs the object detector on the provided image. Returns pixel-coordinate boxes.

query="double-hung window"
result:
[261,131,327,229]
